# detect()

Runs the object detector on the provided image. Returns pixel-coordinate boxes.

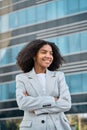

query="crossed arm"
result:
[23,91,58,114]
[24,91,58,102]
[16,73,71,115]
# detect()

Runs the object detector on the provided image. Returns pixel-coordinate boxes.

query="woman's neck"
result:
[34,66,46,74]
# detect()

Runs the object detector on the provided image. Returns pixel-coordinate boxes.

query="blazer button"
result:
[41,120,45,123]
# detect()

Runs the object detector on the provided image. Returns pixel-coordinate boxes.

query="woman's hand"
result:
[23,91,29,96]
[54,97,59,101]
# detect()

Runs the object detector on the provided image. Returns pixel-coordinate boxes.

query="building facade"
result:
[0,0,87,129]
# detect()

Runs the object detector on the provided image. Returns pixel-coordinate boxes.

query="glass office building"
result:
[0,0,87,129]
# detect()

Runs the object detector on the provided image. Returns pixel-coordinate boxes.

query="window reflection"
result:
[1,0,87,33]
[36,4,46,22]
[0,45,24,66]
[1,14,9,33]
[57,36,69,55]
[56,0,67,17]
[18,10,26,26]
[0,82,16,100]
[26,6,36,25]
[68,0,79,13]
[46,31,87,55]
[9,12,18,29]
[65,73,87,93]
[0,48,7,65]
[80,0,87,11]
[0,16,1,32]
[80,32,87,51]
[1,31,87,66]
[69,33,80,53]
[46,1,56,20]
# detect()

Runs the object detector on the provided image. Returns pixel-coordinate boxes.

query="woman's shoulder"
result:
[16,72,29,80]
[56,70,64,75]
[55,71,64,78]
[49,70,64,77]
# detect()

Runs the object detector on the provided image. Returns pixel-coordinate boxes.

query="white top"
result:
[37,73,46,95]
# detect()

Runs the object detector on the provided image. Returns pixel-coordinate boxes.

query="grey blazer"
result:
[16,68,71,130]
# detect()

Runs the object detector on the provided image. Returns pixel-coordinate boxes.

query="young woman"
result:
[16,39,71,130]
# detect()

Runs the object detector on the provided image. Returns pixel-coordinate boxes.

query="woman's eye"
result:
[41,51,46,54]
[41,51,53,55]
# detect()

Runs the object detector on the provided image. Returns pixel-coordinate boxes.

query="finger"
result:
[23,91,28,96]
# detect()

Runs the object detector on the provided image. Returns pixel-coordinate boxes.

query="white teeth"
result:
[42,59,52,63]
[44,60,51,62]
[43,59,51,61]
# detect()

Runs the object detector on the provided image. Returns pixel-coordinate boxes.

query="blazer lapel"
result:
[26,68,56,96]
[46,69,56,96]
[26,68,43,96]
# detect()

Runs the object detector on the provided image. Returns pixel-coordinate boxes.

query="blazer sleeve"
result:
[34,72,72,115]
[16,74,55,111]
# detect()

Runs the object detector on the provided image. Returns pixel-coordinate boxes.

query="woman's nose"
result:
[46,53,52,58]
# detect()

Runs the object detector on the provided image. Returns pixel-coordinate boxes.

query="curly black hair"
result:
[16,39,64,72]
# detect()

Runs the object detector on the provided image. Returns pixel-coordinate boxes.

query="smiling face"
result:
[34,44,53,73]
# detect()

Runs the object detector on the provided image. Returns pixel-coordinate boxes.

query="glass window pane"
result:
[69,33,80,53]
[26,7,36,25]
[82,73,87,91]
[18,9,26,26]
[57,36,69,55]
[65,76,71,92]
[9,12,18,29]
[12,45,24,63]
[66,74,84,94]
[36,4,46,23]
[80,0,87,11]
[47,37,57,44]
[69,74,82,93]
[0,45,24,66]
[1,84,7,100]
[46,1,56,20]
[80,32,87,51]
[7,48,12,63]
[68,0,79,14]
[0,82,16,100]
[1,14,9,33]
[56,0,67,18]
[0,48,7,65]
[0,16,1,33]
[0,48,13,66]
[8,82,16,99]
